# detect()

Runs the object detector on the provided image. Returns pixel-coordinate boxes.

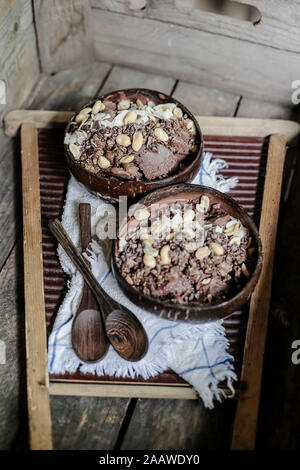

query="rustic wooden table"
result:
[0,61,299,450]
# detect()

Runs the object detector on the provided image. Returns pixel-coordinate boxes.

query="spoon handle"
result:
[49,218,109,311]
[78,204,97,308]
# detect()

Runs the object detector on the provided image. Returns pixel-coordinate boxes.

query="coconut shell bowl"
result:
[64,88,203,201]
[112,184,263,324]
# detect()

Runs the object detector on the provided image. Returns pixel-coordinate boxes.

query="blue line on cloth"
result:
[201,336,216,380]
[149,322,180,345]
[177,358,233,376]
[49,268,112,372]
[49,314,73,372]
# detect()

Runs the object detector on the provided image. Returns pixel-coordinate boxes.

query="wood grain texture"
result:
[0,130,21,271]
[231,134,287,450]
[256,144,300,449]
[101,65,175,96]
[51,396,130,450]
[33,0,94,73]
[0,241,26,449]
[173,81,240,117]
[92,9,300,104]
[0,0,40,127]
[92,0,300,53]
[29,62,111,111]
[21,123,52,450]
[120,398,236,450]
[5,110,300,146]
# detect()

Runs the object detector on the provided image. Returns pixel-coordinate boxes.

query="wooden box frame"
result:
[5,109,299,450]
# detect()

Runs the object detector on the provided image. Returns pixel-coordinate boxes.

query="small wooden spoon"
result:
[49,217,148,362]
[71,203,109,363]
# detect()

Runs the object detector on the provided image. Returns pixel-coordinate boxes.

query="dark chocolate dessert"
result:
[116,194,256,305]
[64,90,200,182]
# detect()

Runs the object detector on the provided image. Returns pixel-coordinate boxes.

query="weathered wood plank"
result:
[121,398,236,450]
[29,62,111,111]
[92,9,300,104]
[51,396,130,450]
[101,65,175,95]
[0,0,40,127]
[238,97,299,121]
[21,123,52,450]
[0,241,26,449]
[0,131,21,271]
[33,0,94,73]
[231,134,287,450]
[173,81,240,116]
[92,0,300,54]
[255,152,300,449]
[5,111,300,146]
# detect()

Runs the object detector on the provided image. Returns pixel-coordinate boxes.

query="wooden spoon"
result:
[71,203,109,363]
[49,217,148,362]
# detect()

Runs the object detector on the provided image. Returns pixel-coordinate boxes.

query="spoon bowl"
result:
[106,309,149,362]
[72,309,108,363]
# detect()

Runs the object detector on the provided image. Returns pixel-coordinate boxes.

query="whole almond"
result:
[69,144,80,160]
[132,132,143,151]
[143,254,156,269]
[124,110,137,124]
[116,134,131,147]
[209,242,225,256]
[160,245,171,265]
[173,107,183,118]
[98,155,111,169]
[154,127,168,142]
[120,154,134,164]
[92,100,105,114]
[195,246,211,261]
[185,119,196,133]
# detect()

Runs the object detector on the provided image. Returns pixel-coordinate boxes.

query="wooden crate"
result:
[5,109,299,450]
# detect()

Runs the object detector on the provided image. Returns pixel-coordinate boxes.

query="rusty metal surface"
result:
[38,128,267,384]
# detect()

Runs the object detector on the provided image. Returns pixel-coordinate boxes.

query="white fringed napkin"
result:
[48,153,239,408]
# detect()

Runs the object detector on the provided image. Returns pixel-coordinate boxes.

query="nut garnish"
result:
[160,245,171,265]
[143,254,156,268]
[191,144,199,153]
[209,242,225,256]
[195,246,211,261]
[132,131,143,151]
[242,263,250,278]
[185,119,196,133]
[136,98,143,107]
[92,100,105,114]
[144,246,159,256]
[196,195,210,212]
[75,112,88,124]
[173,107,183,118]
[120,154,134,164]
[229,236,241,246]
[98,155,110,169]
[116,134,131,147]
[69,143,80,159]
[134,208,150,220]
[124,110,137,124]
[225,223,239,236]
[183,209,195,223]
[117,99,130,110]
[154,127,169,142]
